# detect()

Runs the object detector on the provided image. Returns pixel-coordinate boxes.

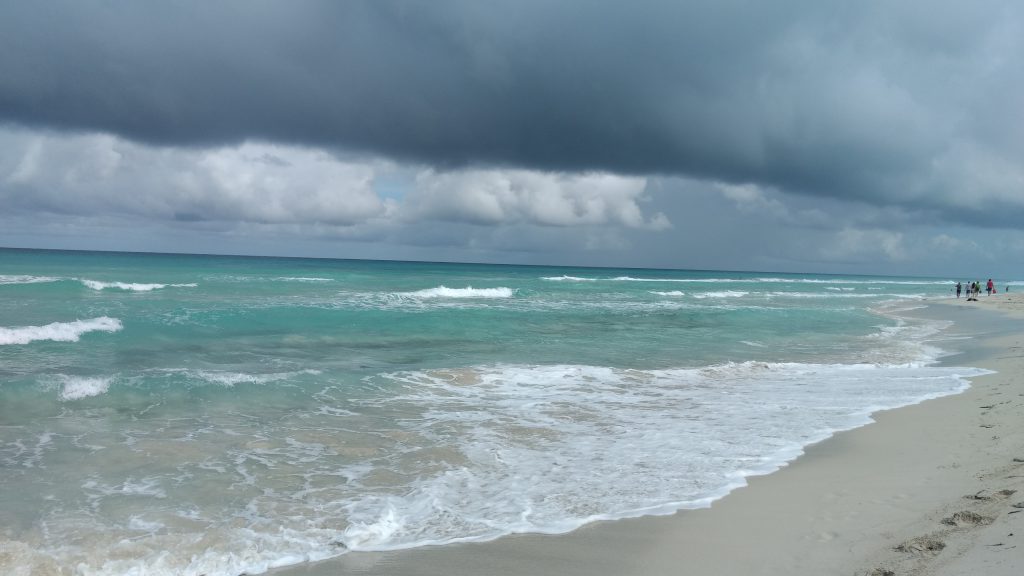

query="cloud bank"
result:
[1,1,1022,229]
[0,130,663,234]
[1,1,1023,275]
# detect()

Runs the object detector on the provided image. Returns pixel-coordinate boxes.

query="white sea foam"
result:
[198,371,286,386]
[272,277,333,282]
[611,276,701,282]
[752,277,953,285]
[6,432,54,468]
[195,371,292,386]
[540,275,958,286]
[332,359,989,554]
[8,355,989,575]
[0,274,61,285]
[0,317,122,345]
[160,368,322,387]
[692,290,749,299]
[650,290,686,296]
[540,275,598,282]
[82,477,167,499]
[401,286,515,299]
[544,275,728,283]
[127,516,165,532]
[59,376,112,401]
[80,279,197,291]
[766,291,927,300]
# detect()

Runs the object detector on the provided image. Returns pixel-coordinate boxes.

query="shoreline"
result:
[277,295,1024,576]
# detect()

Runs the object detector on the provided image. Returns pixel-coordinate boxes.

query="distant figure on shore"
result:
[956,282,962,298]
[987,278,994,295]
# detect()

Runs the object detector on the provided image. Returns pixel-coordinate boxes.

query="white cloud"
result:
[0,130,389,225]
[0,128,673,260]
[193,144,385,224]
[406,169,670,230]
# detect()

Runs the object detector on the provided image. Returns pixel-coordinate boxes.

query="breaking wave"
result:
[400,286,516,299]
[0,317,123,346]
[80,280,197,291]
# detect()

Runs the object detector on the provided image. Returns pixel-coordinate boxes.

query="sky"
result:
[1,0,1023,277]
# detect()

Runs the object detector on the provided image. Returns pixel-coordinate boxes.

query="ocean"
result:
[0,248,994,575]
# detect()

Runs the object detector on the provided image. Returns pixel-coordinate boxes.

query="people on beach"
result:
[962,279,1005,297]
[966,281,979,301]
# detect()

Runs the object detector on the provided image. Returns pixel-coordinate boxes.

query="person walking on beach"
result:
[956,282,962,298]
[987,278,994,295]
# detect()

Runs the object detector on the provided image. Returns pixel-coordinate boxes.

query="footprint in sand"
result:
[941,511,994,527]
[895,536,946,554]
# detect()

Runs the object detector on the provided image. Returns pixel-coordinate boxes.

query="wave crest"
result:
[0,317,123,345]
[401,286,515,299]
[59,376,112,401]
[0,275,61,285]
[80,279,197,291]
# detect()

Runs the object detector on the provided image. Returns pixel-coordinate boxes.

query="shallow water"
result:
[0,248,993,575]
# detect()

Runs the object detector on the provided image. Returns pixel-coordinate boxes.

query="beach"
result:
[1,251,1019,575]
[279,294,1024,576]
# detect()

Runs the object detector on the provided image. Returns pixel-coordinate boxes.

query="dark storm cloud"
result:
[2,1,1022,224]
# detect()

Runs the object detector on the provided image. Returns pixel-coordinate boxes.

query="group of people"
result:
[955,278,1000,301]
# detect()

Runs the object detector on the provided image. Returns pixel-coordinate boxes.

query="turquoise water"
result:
[0,248,993,574]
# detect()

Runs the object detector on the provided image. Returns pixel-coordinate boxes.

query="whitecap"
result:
[272,277,333,282]
[0,275,61,285]
[401,286,515,299]
[691,291,749,299]
[80,279,197,291]
[540,275,598,282]
[611,276,701,282]
[0,317,122,345]
[59,376,112,401]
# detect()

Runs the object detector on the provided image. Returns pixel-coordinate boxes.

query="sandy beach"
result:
[277,293,1024,576]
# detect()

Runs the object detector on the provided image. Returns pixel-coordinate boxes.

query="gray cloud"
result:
[405,169,668,229]
[0,131,389,225]
[0,128,666,234]
[2,1,1023,229]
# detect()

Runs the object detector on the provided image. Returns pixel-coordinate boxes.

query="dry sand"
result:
[277,294,1024,576]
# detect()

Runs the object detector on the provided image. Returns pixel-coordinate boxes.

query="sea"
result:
[0,248,998,575]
